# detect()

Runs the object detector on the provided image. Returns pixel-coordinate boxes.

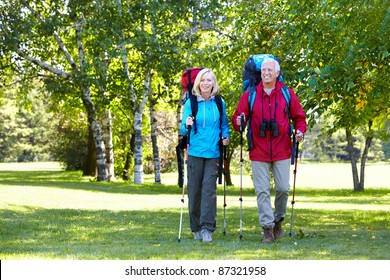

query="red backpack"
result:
[180,67,203,105]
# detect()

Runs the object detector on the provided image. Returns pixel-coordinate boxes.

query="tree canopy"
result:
[0,0,388,190]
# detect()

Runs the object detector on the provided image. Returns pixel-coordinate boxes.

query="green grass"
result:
[0,162,389,260]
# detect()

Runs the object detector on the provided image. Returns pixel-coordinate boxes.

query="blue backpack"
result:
[242,54,296,163]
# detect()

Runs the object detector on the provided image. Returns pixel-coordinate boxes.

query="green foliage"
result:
[0,86,56,162]
[0,0,389,185]
[302,117,388,162]
[50,125,88,171]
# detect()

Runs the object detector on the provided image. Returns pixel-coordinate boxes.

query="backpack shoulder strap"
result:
[247,86,256,120]
[214,95,224,184]
[189,94,198,133]
[281,85,290,110]
[281,85,296,164]
[281,85,291,119]
[215,95,223,125]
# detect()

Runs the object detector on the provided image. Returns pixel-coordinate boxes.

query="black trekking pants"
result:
[187,155,219,233]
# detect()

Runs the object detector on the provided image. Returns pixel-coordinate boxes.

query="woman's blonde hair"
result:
[192,68,220,97]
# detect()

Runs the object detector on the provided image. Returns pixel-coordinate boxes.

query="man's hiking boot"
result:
[262,226,274,243]
[194,231,202,240]
[273,220,283,240]
[202,229,212,243]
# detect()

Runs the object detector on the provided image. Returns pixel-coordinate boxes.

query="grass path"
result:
[1,162,389,260]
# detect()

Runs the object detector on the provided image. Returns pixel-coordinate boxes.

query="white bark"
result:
[13,6,107,181]
[133,72,150,184]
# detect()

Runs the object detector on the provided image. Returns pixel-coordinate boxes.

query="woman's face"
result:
[199,72,214,95]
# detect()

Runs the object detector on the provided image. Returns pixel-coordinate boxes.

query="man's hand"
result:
[296,130,304,142]
[236,114,245,127]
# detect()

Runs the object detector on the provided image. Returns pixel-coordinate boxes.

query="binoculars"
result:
[260,119,278,137]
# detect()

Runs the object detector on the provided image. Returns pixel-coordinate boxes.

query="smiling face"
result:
[199,72,214,97]
[261,60,280,88]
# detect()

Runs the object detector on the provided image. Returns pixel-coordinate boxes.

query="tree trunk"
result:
[359,121,373,191]
[83,125,97,176]
[346,128,360,191]
[74,14,107,181]
[116,0,146,184]
[122,151,131,181]
[149,87,161,184]
[133,112,144,184]
[133,72,150,184]
[11,6,107,181]
[82,92,108,181]
[122,134,134,181]
[103,109,115,181]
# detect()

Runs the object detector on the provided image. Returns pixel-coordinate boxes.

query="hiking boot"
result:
[273,220,283,240]
[193,231,202,240]
[262,226,274,243]
[202,229,212,243]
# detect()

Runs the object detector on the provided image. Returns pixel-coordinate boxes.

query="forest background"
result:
[0,0,389,192]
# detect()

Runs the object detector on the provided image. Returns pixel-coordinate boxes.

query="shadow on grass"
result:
[1,205,389,260]
[0,170,181,195]
[1,169,389,199]
[1,170,389,206]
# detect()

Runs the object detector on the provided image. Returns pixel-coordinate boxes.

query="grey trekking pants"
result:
[251,159,290,228]
[187,155,219,232]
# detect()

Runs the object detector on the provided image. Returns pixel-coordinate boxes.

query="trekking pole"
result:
[178,124,191,244]
[239,113,245,240]
[223,144,227,236]
[289,141,300,237]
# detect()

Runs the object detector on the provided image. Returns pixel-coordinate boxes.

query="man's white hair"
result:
[262,57,280,72]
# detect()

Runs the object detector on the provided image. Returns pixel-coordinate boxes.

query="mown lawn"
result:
[0,162,389,260]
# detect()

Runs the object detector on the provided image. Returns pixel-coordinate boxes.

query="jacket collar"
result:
[257,80,284,96]
[197,95,215,102]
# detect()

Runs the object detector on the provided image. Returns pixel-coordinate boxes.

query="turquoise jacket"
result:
[180,95,230,159]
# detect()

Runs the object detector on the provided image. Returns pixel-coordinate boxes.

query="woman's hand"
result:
[185,115,194,128]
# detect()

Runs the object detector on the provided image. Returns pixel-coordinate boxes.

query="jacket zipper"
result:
[268,96,273,161]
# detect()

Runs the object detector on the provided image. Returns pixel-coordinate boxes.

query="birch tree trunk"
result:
[80,86,107,181]
[133,72,150,183]
[116,0,149,184]
[12,4,107,181]
[149,86,161,184]
[74,16,107,181]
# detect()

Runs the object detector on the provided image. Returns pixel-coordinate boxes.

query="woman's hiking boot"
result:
[201,229,212,243]
[193,231,202,240]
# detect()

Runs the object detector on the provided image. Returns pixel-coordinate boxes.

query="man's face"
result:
[261,61,279,86]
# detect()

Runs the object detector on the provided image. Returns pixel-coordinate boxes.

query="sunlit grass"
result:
[0,162,389,260]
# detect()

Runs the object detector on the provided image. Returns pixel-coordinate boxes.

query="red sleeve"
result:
[289,89,307,134]
[231,91,250,132]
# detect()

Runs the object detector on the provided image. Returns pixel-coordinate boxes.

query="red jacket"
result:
[232,80,307,162]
